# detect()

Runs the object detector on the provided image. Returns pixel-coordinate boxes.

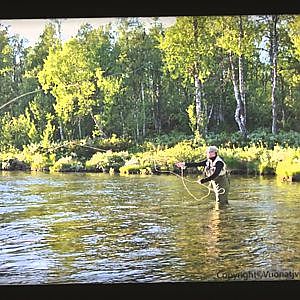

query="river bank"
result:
[1,140,300,182]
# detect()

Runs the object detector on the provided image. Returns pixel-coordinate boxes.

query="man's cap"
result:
[207,145,218,152]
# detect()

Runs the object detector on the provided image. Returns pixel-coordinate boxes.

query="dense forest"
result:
[0,15,300,179]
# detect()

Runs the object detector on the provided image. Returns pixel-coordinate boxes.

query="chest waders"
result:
[205,156,230,207]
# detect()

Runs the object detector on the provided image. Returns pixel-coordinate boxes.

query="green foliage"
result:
[92,134,134,152]
[22,143,56,171]
[0,25,17,107]
[1,16,300,161]
[41,113,56,148]
[247,130,300,148]
[257,149,276,175]
[206,129,300,148]
[0,148,20,161]
[160,16,214,84]
[119,164,152,176]
[0,111,39,150]
[213,16,256,58]
[50,156,84,172]
[24,22,60,78]
[276,158,300,180]
[0,145,35,171]
[85,150,130,172]
[37,139,94,163]
[217,144,300,176]
[217,146,259,174]
[288,15,300,84]
[134,140,204,172]
[119,153,152,175]
[38,38,96,139]
[1,133,299,183]
[144,131,192,148]
[30,152,55,171]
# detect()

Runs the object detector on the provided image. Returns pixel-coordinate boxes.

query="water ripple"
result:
[0,173,300,284]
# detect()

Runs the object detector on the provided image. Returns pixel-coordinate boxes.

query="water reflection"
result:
[205,208,222,258]
[0,172,300,284]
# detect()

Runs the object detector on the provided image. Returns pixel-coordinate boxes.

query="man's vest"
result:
[205,156,227,177]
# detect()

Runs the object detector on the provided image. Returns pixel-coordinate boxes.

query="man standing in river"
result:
[176,146,230,209]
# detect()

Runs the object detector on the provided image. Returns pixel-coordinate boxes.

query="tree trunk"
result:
[154,80,162,134]
[78,118,82,139]
[192,16,205,137]
[280,75,286,129]
[59,120,64,141]
[136,111,139,141]
[270,15,279,134]
[238,16,247,130]
[90,112,106,138]
[229,52,247,138]
[207,104,214,127]
[218,66,226,126]
[194,72,203,133]
[141,82,146,137]
[201,81,208,136]
[120,110,125,138]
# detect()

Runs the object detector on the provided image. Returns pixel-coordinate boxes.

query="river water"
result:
[0,171,300,284]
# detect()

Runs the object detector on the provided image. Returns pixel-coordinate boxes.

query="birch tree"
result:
[159,16,214,139]
[213,15,256,138]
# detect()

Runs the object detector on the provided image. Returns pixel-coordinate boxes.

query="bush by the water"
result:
[1,132,300,181]
[206,129,300,148]
[276,158,300,181]
[0,149,30,171]
[92,134,134,152]
[119,140,204,175]
[85,150,130,172]
[125,142,300,180]
[49,156,85,172]
[145,131,193,148]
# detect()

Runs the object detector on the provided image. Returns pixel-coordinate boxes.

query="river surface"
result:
[0,171,300,284]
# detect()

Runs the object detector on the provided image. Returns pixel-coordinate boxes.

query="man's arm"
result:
[185,159,207,168]
[200,161,224,183]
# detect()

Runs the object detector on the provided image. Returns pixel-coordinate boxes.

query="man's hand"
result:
[197,178,206,184]
[175,162,186,169]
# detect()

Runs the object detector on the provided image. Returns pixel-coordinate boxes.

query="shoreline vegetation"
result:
[0,16,300,184]
[1,131,300,182]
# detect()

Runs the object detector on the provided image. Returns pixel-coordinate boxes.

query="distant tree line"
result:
[0,15,299,151]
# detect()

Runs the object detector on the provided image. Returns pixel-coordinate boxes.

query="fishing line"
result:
[152,159,225,201]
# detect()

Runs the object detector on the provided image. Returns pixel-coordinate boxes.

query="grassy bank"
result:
[1,136,300,182]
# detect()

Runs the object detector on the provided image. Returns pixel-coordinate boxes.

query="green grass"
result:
[1,137,300,182]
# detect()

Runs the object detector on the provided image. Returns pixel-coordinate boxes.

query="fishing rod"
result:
[152,159,225,201]
[0,89,43,111]
[44,140,107,154]
[0,83,83,112]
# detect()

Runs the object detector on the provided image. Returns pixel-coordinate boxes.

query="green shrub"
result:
[119,164,152,175]
[276,158,300,181]
[0,149,22,162]
[0,149,30,171]
[205,129,300,149]
[0,112,39,151]
[85,150,130,172]
[50,156,85,172]
[21,143,56,171]
[30,153,56,171]
[146,131,193,148]
[92,134,134,152]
